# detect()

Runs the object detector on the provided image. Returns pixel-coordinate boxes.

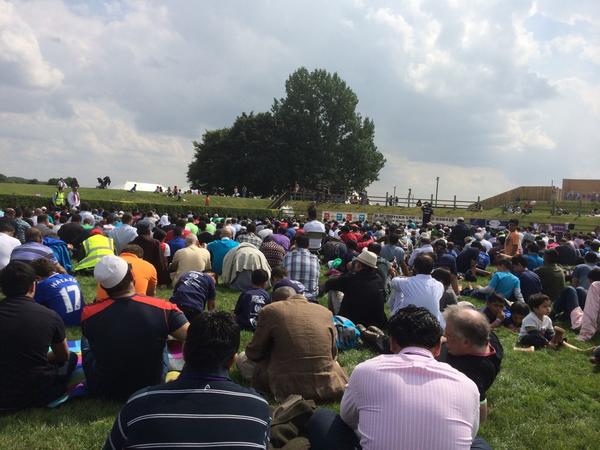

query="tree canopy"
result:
[188,67,385,196]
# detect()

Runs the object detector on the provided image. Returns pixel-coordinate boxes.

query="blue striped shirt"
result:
[104,369,270,450]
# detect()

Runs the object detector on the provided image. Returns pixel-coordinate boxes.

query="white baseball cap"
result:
[94,255,129,289]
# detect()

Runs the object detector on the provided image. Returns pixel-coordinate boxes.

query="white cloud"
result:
[0,0,599,202]
[0,0,63,89]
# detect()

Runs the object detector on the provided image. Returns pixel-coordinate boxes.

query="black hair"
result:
[388,234,399,245]
[413,255,434,275]
[25,227,42,243]
[486,292,506,306]
[37,214,48,223]
[431,267,452,287]
[71,213,82,223]
[544,249,559,264]
[307,205,318,220]
[246,222,256,233]
[346,239,358,251]
[173,226,183,238]
[497,259,513,270]
[136,223,151,235]
[121,244,144,258]
[470,241,483,251]
[588,268,600,282]
[30,258,56,278]
[271,266,287,279]
[388,306,442,349]
[0,261,36,297]
[104,269,134,297]
[584,252,598,263]
[153,228,166,242]
[184,311,240,370]
[251,269,269,285]
[511,255,528,267]
[528,293,551,310]
[367,242,382,255]
[0,219,15,233]
[510,301,529,317]
[295,234,309,249]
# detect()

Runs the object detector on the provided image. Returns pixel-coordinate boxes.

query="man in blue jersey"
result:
[31,258,84,326]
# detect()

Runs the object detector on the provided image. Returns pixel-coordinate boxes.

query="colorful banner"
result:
[322,211,368,223]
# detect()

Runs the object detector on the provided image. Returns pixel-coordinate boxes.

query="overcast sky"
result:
[1,0,600,200]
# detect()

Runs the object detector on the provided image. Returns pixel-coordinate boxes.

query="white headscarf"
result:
[158,214,170,227]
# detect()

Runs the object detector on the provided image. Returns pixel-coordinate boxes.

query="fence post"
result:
[453,195,456,209]
[407,189,412,208]
[386,192,389,207]
[430,194,434,204]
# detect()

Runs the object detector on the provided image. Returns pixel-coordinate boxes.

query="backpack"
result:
[333,315,361,351]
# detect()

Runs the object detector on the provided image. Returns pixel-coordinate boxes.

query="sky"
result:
[1,0,600,201]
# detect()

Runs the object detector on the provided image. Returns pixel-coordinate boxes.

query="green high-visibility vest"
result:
[73,234,115,271]
[54,191,65,206]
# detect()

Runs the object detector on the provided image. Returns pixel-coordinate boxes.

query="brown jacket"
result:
[245,295,348,402]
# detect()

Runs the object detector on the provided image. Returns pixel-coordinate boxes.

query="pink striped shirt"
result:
[340,346,480,450]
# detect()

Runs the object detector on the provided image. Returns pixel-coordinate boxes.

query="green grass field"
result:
[0,274,599,450]
[2,182,600,231]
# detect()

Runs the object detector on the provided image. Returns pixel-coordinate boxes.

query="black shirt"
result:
[0,296,65,411]
[57,222,88,246]
[81,294,188,399]
[449,223,471,246]
[325,269,387,328]
[456,247,480,274]
[104,368,270,450]
[438,333,503,401]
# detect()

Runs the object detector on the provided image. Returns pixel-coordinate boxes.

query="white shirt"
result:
[408,244,434,267]
[519,312,554,337]
[303,220,326,249]
[341,347,480,450]
[0,232,21,270]
[390,274,445,328]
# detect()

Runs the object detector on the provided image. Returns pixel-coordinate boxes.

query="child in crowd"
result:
[234,269,271,331]
[432,267,457,312]
[505,301,529,332]
[519,294,564,349]
[481,293,509,330]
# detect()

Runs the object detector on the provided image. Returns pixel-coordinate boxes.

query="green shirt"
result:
[534,264,565,302]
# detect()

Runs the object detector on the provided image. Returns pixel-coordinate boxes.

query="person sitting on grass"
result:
[82,255,189,400]
[103,311,270,450]
[31,257,85,326]
[511,255,542,303]
[170,270,217,321]
[270,265,310,299]
[440,304,503,423]
[577,274,600,342]
[473,258,524,303]
[518,294,565,350]
[239,288,348,402]
[307,306,489,450]
[432,267,458,311]
[480,293,509,330]
[234,269,271,331]
[0,261,77,413]
[505,301,530,332]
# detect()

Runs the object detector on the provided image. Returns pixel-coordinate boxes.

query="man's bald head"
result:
[444,305,490,349]
[185,234,198,246]
[221,226,233,239]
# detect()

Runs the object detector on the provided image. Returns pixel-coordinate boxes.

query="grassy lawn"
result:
[1,274,599,449]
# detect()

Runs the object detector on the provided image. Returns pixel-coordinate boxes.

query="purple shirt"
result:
[340,347,480,450]
[270,234,290,251]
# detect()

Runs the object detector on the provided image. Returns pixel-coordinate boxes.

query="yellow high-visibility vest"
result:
[73,234,115,271]
[54,191,65,206]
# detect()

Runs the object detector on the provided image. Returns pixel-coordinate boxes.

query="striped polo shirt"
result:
[10,242,57,264]
[104,369,271,450]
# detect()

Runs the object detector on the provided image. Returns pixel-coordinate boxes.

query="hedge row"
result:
[0,194,280,219]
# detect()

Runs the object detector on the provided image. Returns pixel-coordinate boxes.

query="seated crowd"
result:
[1,204,600,449]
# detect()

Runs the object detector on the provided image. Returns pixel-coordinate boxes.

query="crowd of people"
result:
[1,199,600,449]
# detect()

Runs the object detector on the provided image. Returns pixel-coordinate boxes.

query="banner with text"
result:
[322,211,368,223]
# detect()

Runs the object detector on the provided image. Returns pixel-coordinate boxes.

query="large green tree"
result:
[187,67,385,195]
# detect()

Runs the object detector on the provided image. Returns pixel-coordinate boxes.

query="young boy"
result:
[234,269,271,331]
[519,294,564,349]
[432,267,457,312]
[480,293,509,330]
[505,301,529,332]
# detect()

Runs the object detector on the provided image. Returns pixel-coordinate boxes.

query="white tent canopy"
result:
[122,181,166,192]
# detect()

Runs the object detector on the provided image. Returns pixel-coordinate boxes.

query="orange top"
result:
[96,252,158,300]
[504,231,522,256]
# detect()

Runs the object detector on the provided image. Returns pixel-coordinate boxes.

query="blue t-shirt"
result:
[167,237,186,258]
[234,288,271,330]
[489,271,520,300]
[526,253,544,271]
[34,273,84,326]
[207,238,240,274]
[170,271,216,312]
